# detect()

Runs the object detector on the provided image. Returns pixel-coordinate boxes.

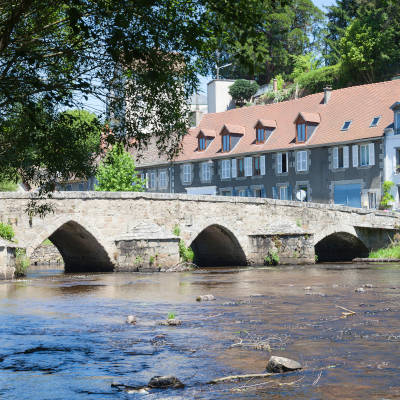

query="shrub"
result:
[0,222,15,241]
[167,312,176,320]
[295,64,341,94]
[172,225,181,237]
[179,240,194,263]
[380,181,395,209]
[264,250,279,266]
[15,248,30,277]
[229,79,259,107]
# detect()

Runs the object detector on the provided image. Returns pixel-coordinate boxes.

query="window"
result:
[222,134,231,152]
[244,157,253,176]
[220,189,232,196]
[253,188,262,198]
[296,151,308,172]
[297,185,308,202]
[396,149,400,174]
[149,171,157,189]
[333,146,349,169]
[183,164,192,184]
[221,159,231,179]
[279,185,289,200]
[237,158,245,177]
[370,116,381,127]
[201,162,211,182]
[256,128,265,143]
[238,189,246,197]
[368,192,377,209]
[159,170,167,189]
[253,156,261,176]
[277,152,288,174]
[360,144,369,166]
[198,135,206,151]
[341,120,352,131]
[297,123,306,142]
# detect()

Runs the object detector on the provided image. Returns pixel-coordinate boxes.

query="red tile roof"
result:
[176,79,400,162]
[199,128,216,137]
[256,119,277,128]
[298,112,320,124]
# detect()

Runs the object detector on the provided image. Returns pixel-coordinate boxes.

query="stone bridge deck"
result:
[0,192,399,273]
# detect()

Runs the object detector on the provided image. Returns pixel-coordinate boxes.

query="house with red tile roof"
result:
[139,79,400,209]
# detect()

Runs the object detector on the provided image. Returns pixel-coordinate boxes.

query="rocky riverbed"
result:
[0,263,400,399]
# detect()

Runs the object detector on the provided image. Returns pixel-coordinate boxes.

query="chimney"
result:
[323,86,332,104]
[273,78,278,93]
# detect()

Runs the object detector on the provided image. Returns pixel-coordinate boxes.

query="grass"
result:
[369,244,400,259]
[167,312,176,320]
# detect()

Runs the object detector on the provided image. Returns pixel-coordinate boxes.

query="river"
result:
[0,264,400,399]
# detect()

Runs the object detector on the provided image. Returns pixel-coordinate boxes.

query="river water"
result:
[1,264,400,399]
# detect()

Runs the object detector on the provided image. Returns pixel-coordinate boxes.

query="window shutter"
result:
[277,153,282,174]
[333,147,339,169]
[261,187,266,198]
[232,188,236,196]
[246,188,251,197]
[343,146,349,168]
[145,173,149,189]
[260,155,266,175]
[352,145,358,167]
[244,157,253,176]
[272,186,278,199]
[288,184,292,200]
[303,151,308,171]
[369,143,375,166]
[231,159,237,178]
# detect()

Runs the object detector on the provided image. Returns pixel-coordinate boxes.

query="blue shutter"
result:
[232,188,236,196]
[272,187,277,199]
[246,188,251,197]
[288,184,292,200]
[261,187,266,198]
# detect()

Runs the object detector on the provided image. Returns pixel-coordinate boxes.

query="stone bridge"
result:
[0,192,399,273]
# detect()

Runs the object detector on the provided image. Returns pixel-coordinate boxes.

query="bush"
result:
[295,64,341,94]
[229,79,259,107]
[0,180,18,191]
[0,222,15,241]
[179,240,194,263]
[172,225,181,237]
[380,181,395,209]
[15,248,30,277]
[264,250,279,266]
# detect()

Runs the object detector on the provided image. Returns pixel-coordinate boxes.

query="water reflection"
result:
[0,264,400,399]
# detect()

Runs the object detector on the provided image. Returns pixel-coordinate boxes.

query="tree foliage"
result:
[95,145,145,192]
[229,79,259,106]
[0,0,266,193]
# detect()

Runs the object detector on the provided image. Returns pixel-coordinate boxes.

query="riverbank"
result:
[369,243,400,259]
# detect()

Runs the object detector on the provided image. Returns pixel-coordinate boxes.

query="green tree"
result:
[229,79,259,107]
[0,0,268,194]
[95,145,145,192]
[339,1,400,84]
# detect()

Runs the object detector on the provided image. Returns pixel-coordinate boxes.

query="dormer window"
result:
[220,124,245,153]
[197,129,215,151]
[294,113,320,144]
[370,116,381,127]
[396,112,400,132]
[341,120,352,131]
[254,119,276,144]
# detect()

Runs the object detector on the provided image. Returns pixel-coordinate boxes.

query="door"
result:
[334,183,361,208]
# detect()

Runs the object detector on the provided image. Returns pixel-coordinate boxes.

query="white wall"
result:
[207,79,235,114]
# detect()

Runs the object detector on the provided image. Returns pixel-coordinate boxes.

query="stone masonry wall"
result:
[31,244,63,265]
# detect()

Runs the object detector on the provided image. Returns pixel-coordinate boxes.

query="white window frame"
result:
[244,156,253,176]
[333,146,349,169]
[368,192,377,209]
[183,164,192,184]
[221,159,231,179]
[149,171,157,189]
[238,189,246,197]
[296,151,308,172]
[159,170,168,189]
[279,185,289,200]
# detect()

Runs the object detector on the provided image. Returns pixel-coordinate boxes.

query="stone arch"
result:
[190,224,247,267]
[28,218,114,273]
[315,231,369,262]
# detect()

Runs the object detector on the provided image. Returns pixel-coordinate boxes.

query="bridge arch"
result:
[27,218,114,273]
[190,224,247,267]
[314,229,369,262]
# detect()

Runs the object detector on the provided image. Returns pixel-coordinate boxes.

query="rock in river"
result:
[148,375,184,389]
[266,356,302,373]
[196,294,215,301]
[126,315,136,324]
[355,287,366,293]
[159,318,182,326]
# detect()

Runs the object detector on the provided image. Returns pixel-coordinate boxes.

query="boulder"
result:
[355,287,366,293]
[266,356,302,373]
[126,315,136,324]
[159,318,181,326]
[196,294,215,301]
[147,375,184,389]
